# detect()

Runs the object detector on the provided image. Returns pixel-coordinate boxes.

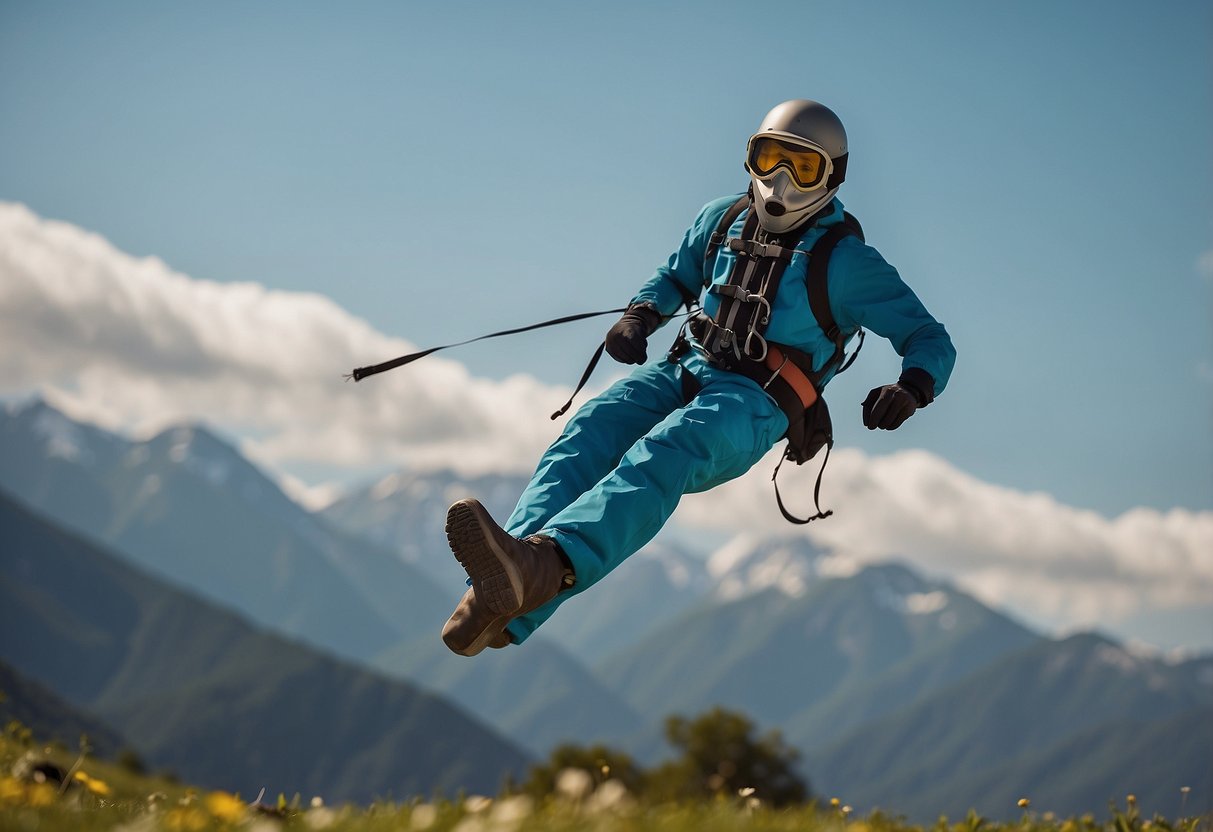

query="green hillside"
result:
[805,633,1213,820]
[909,706,1213,820]
[377,634,647,757]
[0,489,530,802]
[0,661,125,759]
[599,564,1039,738]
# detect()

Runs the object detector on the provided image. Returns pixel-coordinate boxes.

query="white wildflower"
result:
[464,794,493,813]
[586,779,633,813]
[410,803,438,831]
[555,767,593,801]
[304,806,336,829]
[489,794,534,827]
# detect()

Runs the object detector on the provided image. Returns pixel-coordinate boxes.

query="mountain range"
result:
[0,488,529,801]
[0,399,656,768]
[3,396,1210,818]
[0,399,452,662]
[804,632,1213,819]
[598,561,1043,749]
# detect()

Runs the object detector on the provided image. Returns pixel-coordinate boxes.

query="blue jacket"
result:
[631,194,956,397]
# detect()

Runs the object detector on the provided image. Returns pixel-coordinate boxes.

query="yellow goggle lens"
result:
[749,138,827,189]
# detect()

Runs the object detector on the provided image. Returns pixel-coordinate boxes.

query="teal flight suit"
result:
[501,194,956,643]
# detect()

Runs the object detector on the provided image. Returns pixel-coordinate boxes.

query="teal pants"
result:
[502,353,788,643]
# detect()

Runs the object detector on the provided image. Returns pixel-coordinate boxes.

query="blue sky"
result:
[1,0,1210,517]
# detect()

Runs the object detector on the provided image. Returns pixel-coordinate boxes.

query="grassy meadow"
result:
[2,730,1207,832]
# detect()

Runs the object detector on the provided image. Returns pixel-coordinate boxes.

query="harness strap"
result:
[703,194,752,276]
[348,306,627,382]
[550,341,608,420]
[806,222,855,371]
[772,445,834,524]
[764,345,818,410]
[692,202,863,525]
[726,237,795,261]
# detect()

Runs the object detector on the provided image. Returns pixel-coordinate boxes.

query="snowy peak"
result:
[321,467,530,588]
[143,424,244,489]
[1036,631,1202,694]
[3,397,126,467]
[349,467,527,516]
[707,533,828,600]
[634,540,711,592]
[855,562,948,611]
[29,402,94,463]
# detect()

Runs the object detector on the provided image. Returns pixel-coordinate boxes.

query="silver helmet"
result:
[744,100,849,234]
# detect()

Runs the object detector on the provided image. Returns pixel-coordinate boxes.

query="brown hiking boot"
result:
[441,588,512,656]
[441,498,575,655]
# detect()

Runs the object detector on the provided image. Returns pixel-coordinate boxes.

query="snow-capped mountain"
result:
[0,398,452,660]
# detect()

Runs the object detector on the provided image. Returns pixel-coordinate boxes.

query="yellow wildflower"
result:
[73,772,112,797]
[1017,798,1030,809]
[26,782,57,808]
[205,790,248,823]
[1127,794,1137,806]
[831,797,841,807]
[0,777,24,804]
[166,806,209,831]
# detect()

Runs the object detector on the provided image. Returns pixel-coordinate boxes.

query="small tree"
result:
[648,706,808,807]
[518,742,646,798]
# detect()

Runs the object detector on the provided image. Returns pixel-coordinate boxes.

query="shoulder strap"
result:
[806,211,865,378]
[703,194,751,278]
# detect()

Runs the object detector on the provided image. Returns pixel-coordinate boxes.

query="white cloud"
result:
[677,448,1213,638]
[0,201,567,476]
[3,201,1211,646]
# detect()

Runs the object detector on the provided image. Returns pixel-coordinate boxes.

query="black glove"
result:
[862,369,934,430]
[605,305,662,365]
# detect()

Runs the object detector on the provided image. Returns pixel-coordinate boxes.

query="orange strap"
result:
[765,345,819,409]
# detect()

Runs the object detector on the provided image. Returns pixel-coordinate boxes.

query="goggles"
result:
[745,135,834,191]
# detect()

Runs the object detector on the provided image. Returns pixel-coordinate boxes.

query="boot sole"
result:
[442,610,510,657]
[445,499,524,616]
